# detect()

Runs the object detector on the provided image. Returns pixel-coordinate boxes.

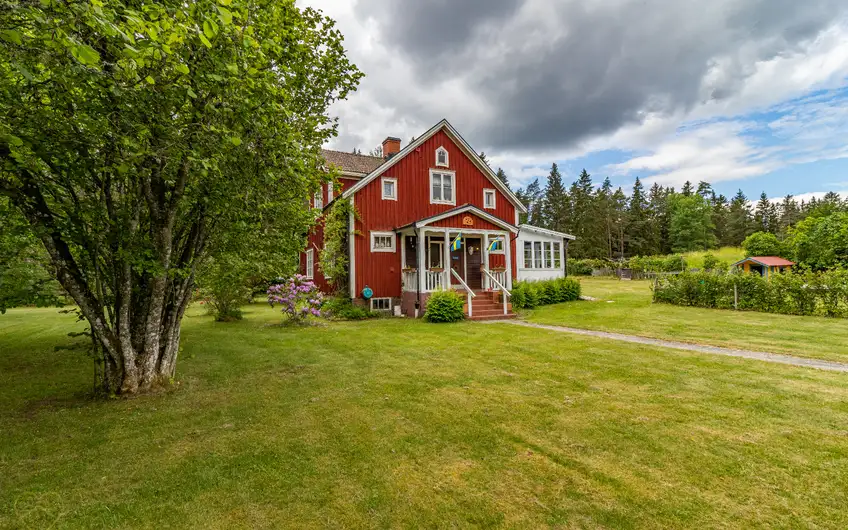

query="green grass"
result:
[528,277,848,362]
[2,305,848,528]
[683,246,745,268]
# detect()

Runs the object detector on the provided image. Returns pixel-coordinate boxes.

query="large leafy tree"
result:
[0,0,361,393]
[788,212,848,270]
[668,192,716,252]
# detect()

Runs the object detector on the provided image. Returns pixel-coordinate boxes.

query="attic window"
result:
[435,147,449,167]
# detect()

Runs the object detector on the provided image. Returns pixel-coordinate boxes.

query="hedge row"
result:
[652,270,848,318]
[512,277,581,309]
[568,255,689,275]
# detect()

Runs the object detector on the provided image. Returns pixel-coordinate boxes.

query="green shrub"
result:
[512,277,580,309]
[425,290,466,323]
[702,254,720,270]
[652,269,848,318]
[323,297,375,320]
[742,231,786,258]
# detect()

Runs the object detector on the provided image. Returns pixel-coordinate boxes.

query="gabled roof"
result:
[341,119,528,213]
[396,204,519,233]
[519,224,576,240]
[734,256,795,267]
[321,149,383,176]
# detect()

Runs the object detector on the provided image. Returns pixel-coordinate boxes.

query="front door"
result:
[465,237,482,290]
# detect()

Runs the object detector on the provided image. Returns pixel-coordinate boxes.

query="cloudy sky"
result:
[302,0,848,201]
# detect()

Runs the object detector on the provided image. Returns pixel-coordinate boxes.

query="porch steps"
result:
[467,290,516,321]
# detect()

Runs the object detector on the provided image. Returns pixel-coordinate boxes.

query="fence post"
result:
[733,283,738,310]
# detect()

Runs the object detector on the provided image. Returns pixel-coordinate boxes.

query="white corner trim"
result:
[429,169,456,206]
[348,196,356,298]
[381,177,397,201]
[370,231,397,253]
[435,146,449,168]
[483,188,496,210]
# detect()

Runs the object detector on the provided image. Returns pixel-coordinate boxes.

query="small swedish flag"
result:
[450,233,462,251]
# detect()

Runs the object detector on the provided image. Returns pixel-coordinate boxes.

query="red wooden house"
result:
[302,119,574,319]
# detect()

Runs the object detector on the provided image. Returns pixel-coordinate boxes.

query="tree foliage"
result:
[788,212,848,270]
[742,231,785,258]
[0,0,361,393]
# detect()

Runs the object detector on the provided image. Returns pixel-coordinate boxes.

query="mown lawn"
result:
[1,304,847,528]
[527,277,848,363]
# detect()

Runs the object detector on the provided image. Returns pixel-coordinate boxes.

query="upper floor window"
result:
[370,231,396,253]
[313,190,323,210]
[435,146,449,167]
[430,170,455,205]
[483,189,496,209]
[382,177,397,200]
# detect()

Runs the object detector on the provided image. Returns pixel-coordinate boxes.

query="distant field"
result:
[528,277,848,363]
[683,247,745,268]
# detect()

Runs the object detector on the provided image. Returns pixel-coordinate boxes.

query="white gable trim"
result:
[519,224,576,240]
[341,119,528,213]
[412,205,519,233]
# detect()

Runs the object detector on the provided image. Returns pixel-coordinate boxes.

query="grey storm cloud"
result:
[354,0,848,152]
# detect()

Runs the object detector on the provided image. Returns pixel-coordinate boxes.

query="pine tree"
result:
[478,151,490,167]
[711,193,731,246]
[517,179,544,226]
[668,192,716,252]
[542,163,569,233]
[778,195,801,235]
[568,169,604,258]
[626,177,652,256]
[696,181,713,198]
[726,189,753,245]
[681,181,694,196]
[495,167,509,187]
[648,183,669,254]
[754,192,775,233]
[611,187,628,259]
[596,178,614,258]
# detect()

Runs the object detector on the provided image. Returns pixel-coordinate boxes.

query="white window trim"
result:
[521,239,563,270]
[370,231,396,253]
[370,297,392,312]
[381,177,397,201]
[435,146,449,168]
[429,169,456,206]
[305,248,314,279]
[488,235,505,255]
[313,191,323,210]
[327,184,334,203]
[483,188,496,210]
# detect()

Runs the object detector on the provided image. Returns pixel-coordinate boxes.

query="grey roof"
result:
[321,149,384,175]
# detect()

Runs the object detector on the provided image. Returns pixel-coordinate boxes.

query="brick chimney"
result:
[382,136,401,158]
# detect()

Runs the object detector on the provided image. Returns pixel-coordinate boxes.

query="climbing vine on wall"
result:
[320,196,360,294]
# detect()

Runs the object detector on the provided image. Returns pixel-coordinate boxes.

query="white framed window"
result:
[533,241,543,269]
[370,231,396,253]
[428,240,444,268]
[435,146,449,167]
[488,236,505,255]
[483,189,496,209]
[430,170,455,205]
[313,190,323,210]
[370,297,392,312]
[327,184,334,203]
[553,242,562,268]
[523,241,533,268]
[382,177,397,200]
[305,248,314,279]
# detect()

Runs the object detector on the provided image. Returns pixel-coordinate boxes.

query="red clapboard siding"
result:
[428,212,504,231]
[351,130,518,298]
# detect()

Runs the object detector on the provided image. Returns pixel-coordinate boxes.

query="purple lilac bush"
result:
[267,274,325,323]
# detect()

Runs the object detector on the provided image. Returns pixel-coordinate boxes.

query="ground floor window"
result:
[305,248,314,279]
[523,239,563,270]
[370,297,392,311]
[428,240,444,268]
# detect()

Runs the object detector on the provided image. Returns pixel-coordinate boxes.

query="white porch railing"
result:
[482,267,511,315]
[489,270,507,290]
[450,269,477,317]
[402,270,418,292]
[425,270,445,291]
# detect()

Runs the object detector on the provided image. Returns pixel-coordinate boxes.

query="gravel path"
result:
[498,320,848,373]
